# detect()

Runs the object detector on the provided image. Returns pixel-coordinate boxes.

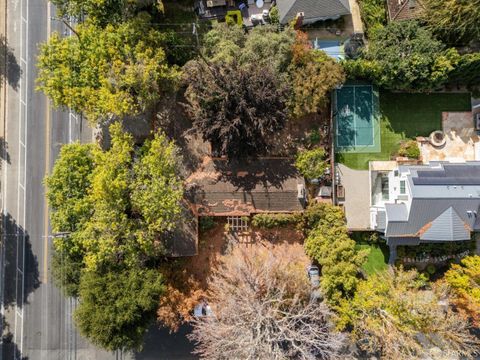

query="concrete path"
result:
[337,164,370,230]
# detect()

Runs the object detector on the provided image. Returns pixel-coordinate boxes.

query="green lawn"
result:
[356,243,389,275]
[337,91,472,170]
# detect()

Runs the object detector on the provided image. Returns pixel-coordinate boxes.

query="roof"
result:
[277,0,350,25]
[387,0,425,21]
[187,158,306,216]
[420,207,471,241]
[385,203,408,221]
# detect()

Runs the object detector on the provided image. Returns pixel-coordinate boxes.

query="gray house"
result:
[370,162,480,263]
[277,0,351,25]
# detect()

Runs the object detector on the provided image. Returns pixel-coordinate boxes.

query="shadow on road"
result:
[2,212,40,309]
[134,324,198,360]
[0,35,22,91]
[1,315,28,360]
[0,137,10,164]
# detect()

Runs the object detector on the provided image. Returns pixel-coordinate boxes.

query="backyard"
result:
[337,91,472,170]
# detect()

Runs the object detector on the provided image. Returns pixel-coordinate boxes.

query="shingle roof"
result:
[385,203,408,221]
[277,0,350,25]
[188,158,306,216]
[164,202,198,257]
[386,0,425,21]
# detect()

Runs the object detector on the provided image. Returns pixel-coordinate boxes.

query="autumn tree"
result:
[183,60,289,158]
[189,243,348,359]
[423,0,480,45]
[304,203,367,305]
[289,32,345,118]
[338,268,480,359]
[445,255,480,325]
[37,14,180,123]
[354,20,458,91]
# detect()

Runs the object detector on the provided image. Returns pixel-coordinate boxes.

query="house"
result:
[187,157,307,223]
[370,162,480,264]
[277,0,351,25]
[386,0,425,22]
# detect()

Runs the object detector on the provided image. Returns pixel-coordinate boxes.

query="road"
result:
[0,1,198,359]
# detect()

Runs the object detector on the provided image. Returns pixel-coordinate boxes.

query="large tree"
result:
[189,243,347,359]
[183,59,289,158]
[37,15,179,123]
[75,267,164,351]
[359,20,458,91]
[423,0,480,45]
[338,268,480,359]
[304,203,367,305]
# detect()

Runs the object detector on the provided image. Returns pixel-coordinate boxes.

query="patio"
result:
[419,111,479,163]
[195,0,273,26]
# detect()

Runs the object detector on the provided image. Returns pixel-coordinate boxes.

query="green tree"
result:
[423,0,480,45]
[357,0,387,36]
[131,131,184,239]
[37,15,180,123]
[45,142,95,233]
[304,203,367,305]
[295,147,328,180]
[357,20,458,91]
[51,0,164,25]
[75,267,164,351]
[337,268,480,359]
[183,60,289,159]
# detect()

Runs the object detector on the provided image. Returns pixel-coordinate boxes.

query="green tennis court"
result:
[335,85,380,153]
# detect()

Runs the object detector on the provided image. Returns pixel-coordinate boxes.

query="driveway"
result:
[337,164,371,230]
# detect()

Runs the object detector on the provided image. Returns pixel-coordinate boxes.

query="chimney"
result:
[297,184,306,200]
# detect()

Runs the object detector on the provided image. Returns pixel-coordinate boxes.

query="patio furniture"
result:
[429,130,446,147]
[239,2,246,10]
[256,0,264,7]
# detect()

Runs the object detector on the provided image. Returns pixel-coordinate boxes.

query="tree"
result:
[202,23,296,74]
[356,0,387,36]
[74,267,164,351]
[289,32,345,117]
[337,268,480,359]
[189,243,347,359]
[423,0,480,45]
[358,20,458,91]
[445,255,480,325]
[183,60,289,158]
[45,142,95,233]
[304,203,367,305]
[37,15,180,123]
[51,0,164,25]
[295,147,328,180]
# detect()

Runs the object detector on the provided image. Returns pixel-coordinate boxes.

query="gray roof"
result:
[376,210,386,231]
[385,203,408,221]
[277,0,350,24]
[420,207,470,241]
[164,202,198,257]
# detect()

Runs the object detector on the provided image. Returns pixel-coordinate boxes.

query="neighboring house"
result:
[370,162,480,264]
[277,0,351,25]
[386,0,425,22]
[187,158,307,227]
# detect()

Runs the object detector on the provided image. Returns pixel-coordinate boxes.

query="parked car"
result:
[307,265,320,288]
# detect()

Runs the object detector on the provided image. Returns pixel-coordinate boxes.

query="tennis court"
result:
[335,84,380,153]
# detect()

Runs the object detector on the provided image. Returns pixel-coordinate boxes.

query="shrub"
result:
[199,216,216,232]
[295,147,328,180]
[426,263,436,275]
[398,140,420,159]
[269,5,279,24]
[251,213,302,229]
[357,0,387,37]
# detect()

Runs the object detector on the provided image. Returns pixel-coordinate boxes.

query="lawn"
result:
[356,243,389,275]
[337,91,472,170]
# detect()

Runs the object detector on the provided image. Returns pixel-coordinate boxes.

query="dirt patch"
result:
[185,221,305,289]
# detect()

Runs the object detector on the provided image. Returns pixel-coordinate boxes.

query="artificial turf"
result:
[337,91,472,170]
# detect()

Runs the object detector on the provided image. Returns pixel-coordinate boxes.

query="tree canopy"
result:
[37,15,180,123]
[352,20,458,91]
[189,243,347,359]
[183,59,289,159]
[295,147,328,180]
[423,0,480,45]
[338,268,480,359]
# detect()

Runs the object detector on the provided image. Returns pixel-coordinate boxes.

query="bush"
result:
[269,5,279,24]
[295,147,328,180]
[251,213,302,229]
[199,216,216,232]
[426,263,436,275]
[357,0,387,37]
[350,231,380,244]
[398,140,420,159]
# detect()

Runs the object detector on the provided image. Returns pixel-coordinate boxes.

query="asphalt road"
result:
[0,1,198,359]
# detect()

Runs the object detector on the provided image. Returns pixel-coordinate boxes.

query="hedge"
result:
[251,213,302,229]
